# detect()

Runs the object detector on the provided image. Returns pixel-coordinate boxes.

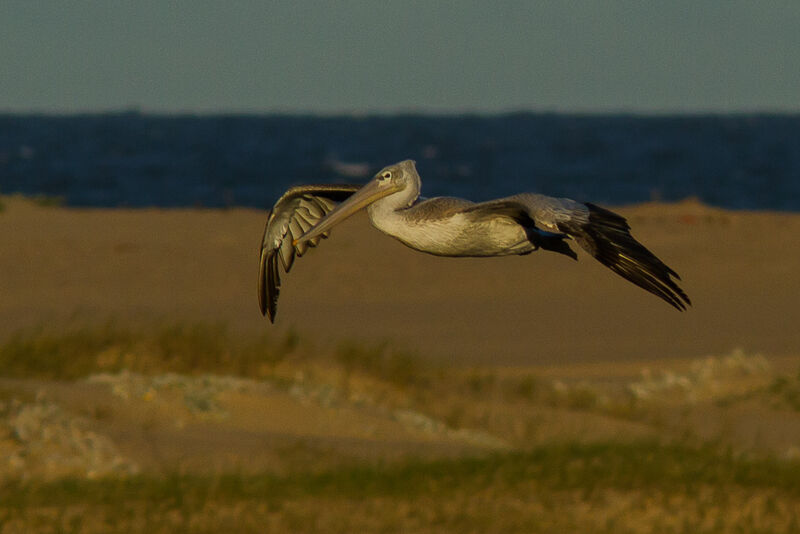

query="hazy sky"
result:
[2,1,799,114]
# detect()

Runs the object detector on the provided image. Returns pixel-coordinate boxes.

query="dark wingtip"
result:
[267,251,280,323]
[258,278,269,317]
[565,203,692,312]
[258,247,279,322]
[258,251,268,316]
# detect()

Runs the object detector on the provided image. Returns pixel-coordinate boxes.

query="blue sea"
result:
[1,113,798,211]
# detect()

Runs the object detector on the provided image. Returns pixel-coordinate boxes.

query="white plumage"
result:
[259,160,690,322]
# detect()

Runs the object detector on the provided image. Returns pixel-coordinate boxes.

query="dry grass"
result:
[768,372,800,411]
[2,442,800,533]
[0,322,299,380]
[2,323,800,532]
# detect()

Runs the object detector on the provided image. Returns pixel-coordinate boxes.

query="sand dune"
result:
[1,195,798,365]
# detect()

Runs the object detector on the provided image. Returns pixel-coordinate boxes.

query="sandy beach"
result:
[3,195,800,532]
[1,195,797,366]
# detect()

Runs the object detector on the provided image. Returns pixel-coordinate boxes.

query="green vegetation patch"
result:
[335,340,427,387]
[3,441,800,508]
[0,322,299,380]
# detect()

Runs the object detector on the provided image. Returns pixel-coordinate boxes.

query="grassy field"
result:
[2,442,800,533]
[2,323,800,533]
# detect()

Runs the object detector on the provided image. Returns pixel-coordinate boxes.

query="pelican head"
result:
[294,159,419,246]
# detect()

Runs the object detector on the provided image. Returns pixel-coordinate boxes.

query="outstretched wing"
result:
[478,193,691,311]
[258,184,360,322]
[556,202,691,311]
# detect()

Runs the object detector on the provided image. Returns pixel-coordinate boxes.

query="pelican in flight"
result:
[259,160,690,322]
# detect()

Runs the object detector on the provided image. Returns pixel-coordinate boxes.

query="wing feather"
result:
[278,234,295,272]
[467,194,690,310]
[258,184,361,322]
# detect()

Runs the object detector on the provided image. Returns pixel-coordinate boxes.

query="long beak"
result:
[294,177,399,247]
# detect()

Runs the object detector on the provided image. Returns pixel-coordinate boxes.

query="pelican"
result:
[259,160,690,322]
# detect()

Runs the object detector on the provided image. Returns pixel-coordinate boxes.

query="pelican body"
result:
[259,160,690,321]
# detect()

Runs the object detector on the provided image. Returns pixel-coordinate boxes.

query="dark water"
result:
[1,113,798,211]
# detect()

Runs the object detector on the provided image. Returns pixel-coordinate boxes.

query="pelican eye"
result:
[381,171,392,180]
